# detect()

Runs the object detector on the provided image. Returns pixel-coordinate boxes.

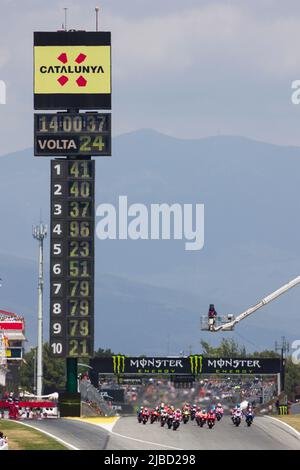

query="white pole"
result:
[277,372,281,395]
[33,223,47,398]
[33,348,37,394]
[95,7,100,31]
[37,235,43,397]
[64,8,68,31]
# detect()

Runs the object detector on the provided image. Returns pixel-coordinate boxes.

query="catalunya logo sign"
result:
[34,31,111,109]
[34,45,111,95]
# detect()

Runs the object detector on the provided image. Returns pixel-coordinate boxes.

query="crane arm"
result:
[214,275,300,332]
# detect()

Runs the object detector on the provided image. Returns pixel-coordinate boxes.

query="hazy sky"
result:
[1,0,300,154]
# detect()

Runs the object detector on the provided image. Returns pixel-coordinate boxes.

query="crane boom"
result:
[214,275,300,332]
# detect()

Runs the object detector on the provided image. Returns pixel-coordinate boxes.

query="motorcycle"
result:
[137,412,142,424]
[245,414,253,427]
[191,410,196,421]
[160,414,167,427]
[182,411,189,424]
[207,418,215,429]
[233,415,241,427]
[173,417,180,431]
[150,412,158,424]
[196,416,206,427]
[216,412,222,422]
[142,414,149,425]
[167,415,174,429]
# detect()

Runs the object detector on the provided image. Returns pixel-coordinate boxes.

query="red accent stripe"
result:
[0,322,23,330]
[0,401,57,408]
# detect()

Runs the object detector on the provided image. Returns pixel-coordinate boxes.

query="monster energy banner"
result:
[90,356,281,376]
[204,357,281,374]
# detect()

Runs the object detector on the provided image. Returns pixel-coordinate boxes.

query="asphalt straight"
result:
[23,415,300,450]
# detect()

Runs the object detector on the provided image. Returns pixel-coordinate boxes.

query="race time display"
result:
[34,112,111,156]
[50,159,95,357]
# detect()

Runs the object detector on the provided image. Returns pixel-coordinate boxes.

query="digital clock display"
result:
[34,113,111,156]
[50,159,95,358]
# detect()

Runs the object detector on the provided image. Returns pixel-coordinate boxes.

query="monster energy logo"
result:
[189,355,203,374]
[112,355,126,374]
[278,405,288,415]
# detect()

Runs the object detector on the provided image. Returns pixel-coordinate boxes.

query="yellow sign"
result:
[0,350,10,357]
[34,46,111,94]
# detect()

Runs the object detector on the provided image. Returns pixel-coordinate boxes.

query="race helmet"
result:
[217,403,222,407]
[237,404,241,409]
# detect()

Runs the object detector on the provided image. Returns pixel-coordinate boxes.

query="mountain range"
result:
[0,129,300,354]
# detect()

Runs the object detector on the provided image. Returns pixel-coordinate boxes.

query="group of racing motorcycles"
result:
[137,402,254,431]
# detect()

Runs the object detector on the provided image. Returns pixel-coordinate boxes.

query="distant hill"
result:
[0,130,300,353]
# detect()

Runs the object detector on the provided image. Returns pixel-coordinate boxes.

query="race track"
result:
[25,415,300,450]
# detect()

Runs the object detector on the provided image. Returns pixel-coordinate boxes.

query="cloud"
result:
[3,2,300,82]
[1,0,300,154]
[107,3,300,81]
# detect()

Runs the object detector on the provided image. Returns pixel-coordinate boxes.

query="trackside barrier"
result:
[79,380,115,417]
[291,402,300,415]
[255,392,286,414]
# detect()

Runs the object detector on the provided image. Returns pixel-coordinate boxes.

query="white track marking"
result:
[264,416,300,439]
[110,430,183,450]
[83,418,182,450]
[15,421,79,450]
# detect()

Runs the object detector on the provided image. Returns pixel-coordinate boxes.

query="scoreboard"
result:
[50,159,95,357]
[34,113,111,157]
[33,30,112,364]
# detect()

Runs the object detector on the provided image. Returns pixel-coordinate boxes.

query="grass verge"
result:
[276,415,300,433]
[0,420,68,450]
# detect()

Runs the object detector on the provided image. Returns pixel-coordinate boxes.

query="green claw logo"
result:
[112,355,125,374]
[189,355,203,374]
